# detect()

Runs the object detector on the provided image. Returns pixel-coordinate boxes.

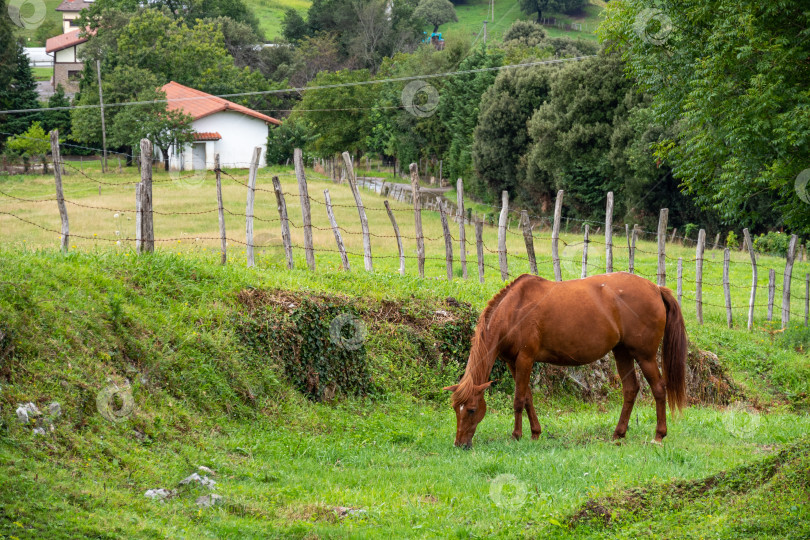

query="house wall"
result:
[62,13,81,33]
[193,112,268,169]
[53,43,84,93]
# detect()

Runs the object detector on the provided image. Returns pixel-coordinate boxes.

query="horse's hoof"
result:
[531,433,540,440]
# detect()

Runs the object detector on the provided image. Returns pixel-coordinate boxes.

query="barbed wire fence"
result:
[1,131,808,331]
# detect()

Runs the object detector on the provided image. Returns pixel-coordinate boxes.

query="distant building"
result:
[45,29,88,94]
[55,0,93,34]
[161,81,281,170]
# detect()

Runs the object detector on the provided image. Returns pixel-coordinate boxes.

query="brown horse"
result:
[444,272,687,448]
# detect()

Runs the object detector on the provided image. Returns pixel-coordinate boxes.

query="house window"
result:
[67,70,81,81]
[69,19,80,26]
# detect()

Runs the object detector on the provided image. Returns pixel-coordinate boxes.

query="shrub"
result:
[754,231,792,257]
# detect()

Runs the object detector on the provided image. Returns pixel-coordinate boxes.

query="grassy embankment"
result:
[0,162,809,538]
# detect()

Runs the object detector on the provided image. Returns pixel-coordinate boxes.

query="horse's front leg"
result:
[512,354,540,440]
[506,360,524,440]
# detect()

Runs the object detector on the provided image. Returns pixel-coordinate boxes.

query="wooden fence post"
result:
[605,191,613,272]
[324,189,349,271]
[629,224,638,274]
[713,233,721,250]
[743,228,756,331]
[215,153,226,265]
[457,179,468,279]
[552,190,564,281]
[50,130,69,253]
[695,229,705,324]
[139,138,154,253]
[782,234,798,327]
[723,248,732,328]
[439,202,453,281]
[497,191,509,280]
[342,151,372,272]
[805,273,809,327]
[384,200,405,275]
[656,208,668,286]
[767,269,775,322]
[135,183,142,253]
[581,224,589,279]
[245,146,260,267]
[272,176,293,270]
[295,148,315,271]
[475,219,485,284]
[410,163,425,278]
[521,210,537,275]
[670,228,678,243]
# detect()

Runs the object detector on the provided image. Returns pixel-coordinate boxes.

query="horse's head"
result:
[443,380,493,448]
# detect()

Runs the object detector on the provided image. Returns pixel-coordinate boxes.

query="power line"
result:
[0,55,596,116]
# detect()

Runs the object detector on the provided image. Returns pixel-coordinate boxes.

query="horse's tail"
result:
[659,287,687,412]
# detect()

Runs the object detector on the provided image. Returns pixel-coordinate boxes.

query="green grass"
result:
[11,0,63,47]
[245,0,310,40]
[32,66,53,82]
[1,164,809,537]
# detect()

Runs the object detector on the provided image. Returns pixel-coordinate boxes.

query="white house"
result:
[45,29,88,93]
[162,81,281,170]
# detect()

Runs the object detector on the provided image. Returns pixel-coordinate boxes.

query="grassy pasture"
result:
[1,163,809,538]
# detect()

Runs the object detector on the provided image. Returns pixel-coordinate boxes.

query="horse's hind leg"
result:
[637,355,668,443]
[612,346,639,440]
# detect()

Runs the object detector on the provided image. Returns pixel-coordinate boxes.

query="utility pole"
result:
[483,20,487,45]
[491,0,494,22]
[96,59,107,173]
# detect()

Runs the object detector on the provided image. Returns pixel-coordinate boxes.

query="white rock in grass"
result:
[197,466,215,476]
[32,427,46,436]
[16,402,40,424]
[144,488,173,501]
[178,473,216,489]
[196,494,223,508]
[48,402,61,417]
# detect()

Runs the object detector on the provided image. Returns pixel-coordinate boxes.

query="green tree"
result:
[43,85,72,138]
[0,2,40,150]
[413,0,458,33]
[6,122,50,173]
[518,0,587,24]
[281,8,308,42]
[266,120,315,165]
[109,88,195,171]
[599,0,810,234]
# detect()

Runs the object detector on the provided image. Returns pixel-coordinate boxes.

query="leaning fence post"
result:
[767,269,775,322]
[215,153,226,265]
[384,200,405,275]
[581,224,589,279]
[410,163,425,277]
[295,148,315,271]
[723,248,732,328]
[342,151,372,272]
[520,210,537,275]
[272,176,293,270]
[696,229,705,324]
[629,224,638,274]
[457,179,468,279]
[713,233,721,250]
[743,228,756,331]
[324,188,349,271]
[497,191,509,280]
[475,219,485,284]
[552,190,564,281]
[782,234,798,327]
[656,208,668,286]
[605,191,613,273]
[245,146,260,267]
[50,130,69,253]
[139,138,154,253]
[439,202,453,281]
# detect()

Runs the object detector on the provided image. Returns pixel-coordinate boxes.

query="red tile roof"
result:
[55,0,93,11]
[193,132,222,141]
[161,81,281,125]
[45,29,89,53]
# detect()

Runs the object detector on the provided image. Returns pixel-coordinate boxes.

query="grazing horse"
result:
[444,272,687,448]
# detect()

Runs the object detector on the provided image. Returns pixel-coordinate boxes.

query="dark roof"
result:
[55,0,93,12]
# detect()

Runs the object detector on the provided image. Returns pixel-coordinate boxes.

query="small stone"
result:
[144,488,173,501]
[179,473,216,489]
[32,427,46,436]
[48,402,61,417]
[197,466,215,476]
[333,506,366,518]
[196,494,223,508]
[16,402,40,425]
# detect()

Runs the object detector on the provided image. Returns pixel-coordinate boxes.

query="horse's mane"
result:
[451,274,534,407]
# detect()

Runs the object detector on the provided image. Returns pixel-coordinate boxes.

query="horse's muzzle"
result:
[454,441,472,450]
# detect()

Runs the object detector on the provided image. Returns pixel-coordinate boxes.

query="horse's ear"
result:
[443,384,459,392]
[474,381,494,392]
